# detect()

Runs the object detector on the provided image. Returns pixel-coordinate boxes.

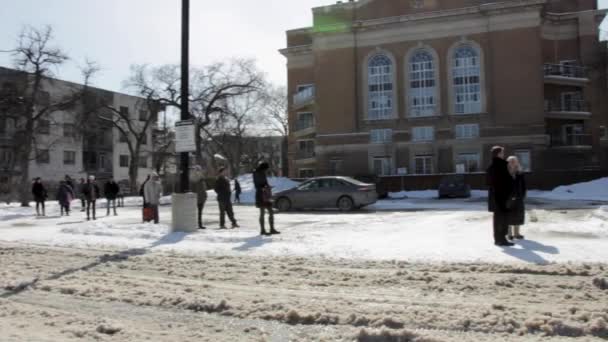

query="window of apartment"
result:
[297,84,314,93]
[453,45,482,114]
[119,132,129,143]
[370,129,393,144]
[297,140,315,158]
[410,0,424,9]
[299,169,315,178]
[368,54,394,120]
[139,110,148,122]
[141,133,147,145]
[63,123,75,138]
[329,159,344,176]
[562,124,584,145]
[138,156,148,168]
[514,150,532,172]
[372,157,392,176]
[412,126,434,142]
[63,151,76,165]
[560,92,583,111]
[455,124,479,139]
[99,153,107,171]
[456,153,480,173]
[296,112,314,130]
[409,50,437,117]
[119,106,129,117]
[36,149,50,164]
[37,119,50,135]
[600,126,608,140]
[0,149,13,166]
[414,155,433,175]
[119,155,129,168]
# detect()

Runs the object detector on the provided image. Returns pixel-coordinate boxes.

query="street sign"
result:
[174,120,196,153]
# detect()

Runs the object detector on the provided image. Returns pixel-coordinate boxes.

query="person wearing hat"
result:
[82,175,100,220]
[214,167,239,229]
[143,172,163,224]
[193,165,208,230]
[254,162,280,236]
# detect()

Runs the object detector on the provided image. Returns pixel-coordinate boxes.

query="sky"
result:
[0,0,607,94]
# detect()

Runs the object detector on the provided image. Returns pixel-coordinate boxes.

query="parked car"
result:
[438,174,471,199]
[273,176,377,212]
[354,174,388,199]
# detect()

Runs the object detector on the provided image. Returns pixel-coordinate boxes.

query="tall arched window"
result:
[452,45,481,114]
[368,54,394,120]
[409,50,437,117]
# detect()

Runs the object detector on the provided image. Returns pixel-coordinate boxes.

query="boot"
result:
[260,222,270,236]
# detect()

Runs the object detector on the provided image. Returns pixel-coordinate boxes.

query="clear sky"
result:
[0,0,607,93]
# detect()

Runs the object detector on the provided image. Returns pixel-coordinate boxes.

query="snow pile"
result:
[529,178,608,202]
[235,174,300,204]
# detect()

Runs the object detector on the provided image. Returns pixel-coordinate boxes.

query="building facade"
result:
[281,0,608,184]
[0,67,155,193]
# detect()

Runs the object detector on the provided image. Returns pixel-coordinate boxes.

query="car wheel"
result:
[276,197,292,212]
[337,196,354,212]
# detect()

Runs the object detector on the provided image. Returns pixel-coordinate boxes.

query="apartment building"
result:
[281,0,608,185]
[0,67,155,190]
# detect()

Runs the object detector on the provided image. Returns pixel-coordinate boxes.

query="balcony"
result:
[544,99,591,120]
[293,118,316,137]
[550,134,593,149]
[293,86,315,109]
[543,64,589,86]
[295,149,316,164]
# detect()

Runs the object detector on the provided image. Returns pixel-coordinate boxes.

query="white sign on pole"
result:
[174,120,196,153]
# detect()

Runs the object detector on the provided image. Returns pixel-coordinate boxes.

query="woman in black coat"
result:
[31,177,47,216]
[253,162,279,236]
[507,156,527,240]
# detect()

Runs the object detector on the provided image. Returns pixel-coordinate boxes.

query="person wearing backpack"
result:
[254,162,279,236]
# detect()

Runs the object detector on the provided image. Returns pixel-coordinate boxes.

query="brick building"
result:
[280,0,608,187]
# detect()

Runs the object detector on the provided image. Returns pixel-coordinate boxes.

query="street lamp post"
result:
[179,0,190,193]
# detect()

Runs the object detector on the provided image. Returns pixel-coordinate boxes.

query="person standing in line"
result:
[78,178,86,212]
[57,180,75,216]
[233,178,242,204]
[507,156,527,240]
[83,175,100,221]
[143,172,162,224]
[486,146,514,247]
[193,166,208,230]
[140,175,151,222]
[254,162,279,236]
[214,167,239,229]
[64,175,74,190]
[31,177,47,217]
[104,177,120,216]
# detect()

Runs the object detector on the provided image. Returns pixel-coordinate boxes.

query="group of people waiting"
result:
[487,146,527,247]
[191,162,279,236]
[31,175,122,220]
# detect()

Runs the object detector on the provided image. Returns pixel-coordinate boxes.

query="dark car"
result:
[273,176,377,212]
[438,174,471,199]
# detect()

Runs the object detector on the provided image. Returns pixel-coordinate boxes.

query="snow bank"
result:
[234,174,299,204]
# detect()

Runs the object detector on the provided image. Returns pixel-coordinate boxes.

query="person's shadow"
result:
[501,239,559,264]
[233,235,272,252]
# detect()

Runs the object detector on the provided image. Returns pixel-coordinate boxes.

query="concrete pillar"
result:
[171,192,198,233]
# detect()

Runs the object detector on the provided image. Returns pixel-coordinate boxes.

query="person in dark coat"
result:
[78,178,86,212]
[31,177,47,217]
[214,167,239,229]
[507,156,527,240]
[193,165,208,230]
[65,175,74,190]
[254,162,279,236]
[104,177,120,216]
[57,180,75,216]
[234,178,242,204]
[486,146,514,247]
[82,175,100,220]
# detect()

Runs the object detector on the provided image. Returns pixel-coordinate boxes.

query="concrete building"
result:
[0,67,155,193]
[280,0,608,187]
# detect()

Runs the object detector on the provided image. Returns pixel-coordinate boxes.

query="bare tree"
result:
[152,110,175,174]
[0,26,97,206]
[125,59,263,169]
[261,85,289,176]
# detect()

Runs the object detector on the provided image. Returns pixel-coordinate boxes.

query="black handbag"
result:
[505,192,517,210]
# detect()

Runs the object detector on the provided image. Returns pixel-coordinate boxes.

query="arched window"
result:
[452,45,481,114]
[409,50,437,117]
[368,54,394,120]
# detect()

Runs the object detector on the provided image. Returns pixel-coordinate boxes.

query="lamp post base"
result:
[171,192,198,233]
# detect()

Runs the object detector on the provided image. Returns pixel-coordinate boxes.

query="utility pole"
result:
[179,0,190,193]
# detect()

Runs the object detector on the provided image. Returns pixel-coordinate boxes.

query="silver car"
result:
[273,176,378,212]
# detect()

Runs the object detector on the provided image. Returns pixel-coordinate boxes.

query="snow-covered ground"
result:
[1,195,607,264]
